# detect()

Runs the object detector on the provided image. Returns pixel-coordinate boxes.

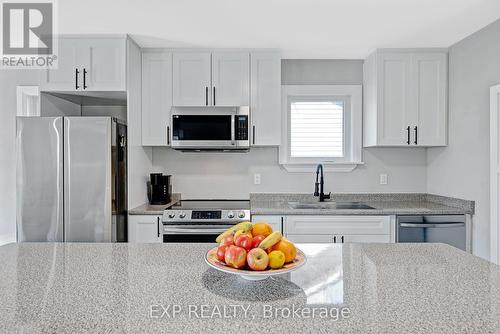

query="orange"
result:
[270,239,297,263]
[251,222,273,237]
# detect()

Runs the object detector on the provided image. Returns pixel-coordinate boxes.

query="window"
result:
[280,85,363,172]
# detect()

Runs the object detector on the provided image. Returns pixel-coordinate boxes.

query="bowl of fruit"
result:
[205,221,306,281]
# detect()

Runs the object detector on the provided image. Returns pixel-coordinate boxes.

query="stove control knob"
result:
[227,211,235,219]
[179,212,186,219]
[168,212,176,219]
[238,211,246,219]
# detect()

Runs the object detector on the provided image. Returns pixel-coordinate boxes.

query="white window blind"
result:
[290,100,344,158]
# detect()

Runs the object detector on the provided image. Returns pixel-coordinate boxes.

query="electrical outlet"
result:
[254,173,261,185]
[380,174,388,185]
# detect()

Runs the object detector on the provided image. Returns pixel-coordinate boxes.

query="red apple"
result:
[251,235,266,249]
[247,248,269,271]
[221,235,234,246]
[234,234,253,251]
[217,245,229,262]
[224,245,247,269]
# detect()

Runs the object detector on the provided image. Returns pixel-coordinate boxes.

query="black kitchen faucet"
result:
[314,164,331,202]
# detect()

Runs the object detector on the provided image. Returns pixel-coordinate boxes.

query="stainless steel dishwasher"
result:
[396,215,471,252]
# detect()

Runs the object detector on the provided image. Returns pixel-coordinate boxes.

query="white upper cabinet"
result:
[141,52,173,146]
[172,51,250,107]
[172,52,211,106]
[40,38,87,91]
[211,52,249,106]
[84,38,126,91]
[363,49,447,147]
[250,51,281,146]
[40,37,126,91]
[412,53,448,146]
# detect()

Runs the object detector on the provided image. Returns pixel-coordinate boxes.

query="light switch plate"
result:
[254,173,261,185]
[380,174,388,185]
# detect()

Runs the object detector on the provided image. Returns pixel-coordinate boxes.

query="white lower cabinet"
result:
[285,215,394,244]
[251,215,283,234]
[128,215,162,243]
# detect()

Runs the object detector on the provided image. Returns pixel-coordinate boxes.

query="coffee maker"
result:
[147,173,171,205]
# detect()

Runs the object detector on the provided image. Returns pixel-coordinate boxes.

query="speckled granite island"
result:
[1,243,498,333]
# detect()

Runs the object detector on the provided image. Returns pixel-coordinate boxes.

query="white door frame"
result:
[490,84,500,264]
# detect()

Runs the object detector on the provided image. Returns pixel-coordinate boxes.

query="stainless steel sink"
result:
[288,201,375,210]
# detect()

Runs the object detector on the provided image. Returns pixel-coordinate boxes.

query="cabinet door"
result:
[377,53,414,145]
[40,38,86,91]
[172,52,211,106]
[413,53,447,146]
[251,215,283,234]
[211,52,249,106]
[84,38,126,91]
[250,52,281,146]
[128,215,162,243]
[142,52,173,146]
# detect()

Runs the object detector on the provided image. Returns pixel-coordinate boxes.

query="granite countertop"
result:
[129,193,181,215]
[250,193,475,216]
[0,242,498,333]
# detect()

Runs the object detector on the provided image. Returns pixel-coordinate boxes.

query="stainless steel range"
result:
[162,200,250,243]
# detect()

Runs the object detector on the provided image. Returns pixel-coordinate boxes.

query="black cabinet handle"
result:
[157,217,160,238]
[333,236,337,243]
[83,68,87,89]
[252,125,256,145]
[406,126,410,145]
[213,87,216,106]
[341,236,344,243]
[205,87,208,106]
[280,216,284,234]
[414,126,418,145]
[166,125,170,145]
[75,68,80,90]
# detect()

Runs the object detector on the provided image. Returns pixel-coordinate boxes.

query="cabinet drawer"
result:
[287,234,391,244]
[286,215,391,235]
[286,234,333,243]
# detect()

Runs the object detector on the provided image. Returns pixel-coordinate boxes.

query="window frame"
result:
[279,85,363,172]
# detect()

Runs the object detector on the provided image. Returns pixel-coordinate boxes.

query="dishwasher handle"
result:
[399,222,465,229]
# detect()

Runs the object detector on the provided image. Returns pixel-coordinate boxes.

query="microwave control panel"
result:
[235,116,248,140]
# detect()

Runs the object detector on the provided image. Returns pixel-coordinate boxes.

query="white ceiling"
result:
[59,0,500,59]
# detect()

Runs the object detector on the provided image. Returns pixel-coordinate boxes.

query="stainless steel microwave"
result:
[170,107,250,151]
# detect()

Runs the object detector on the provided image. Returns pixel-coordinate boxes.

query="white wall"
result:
[152,60,428,199]
[427,19,500,260]
[152,147,427,199]
[0,70,41,244]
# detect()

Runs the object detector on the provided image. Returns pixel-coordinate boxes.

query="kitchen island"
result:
[0,242,498,333]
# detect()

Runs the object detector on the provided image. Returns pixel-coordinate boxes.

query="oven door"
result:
[162,224,233,243]
[170,107,249,150]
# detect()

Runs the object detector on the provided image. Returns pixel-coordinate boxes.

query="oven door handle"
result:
[230,114,236,146]
[163,227,229,234]
[399,223,465,228]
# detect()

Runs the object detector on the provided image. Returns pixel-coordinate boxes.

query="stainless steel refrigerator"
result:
[16,117,127,242]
